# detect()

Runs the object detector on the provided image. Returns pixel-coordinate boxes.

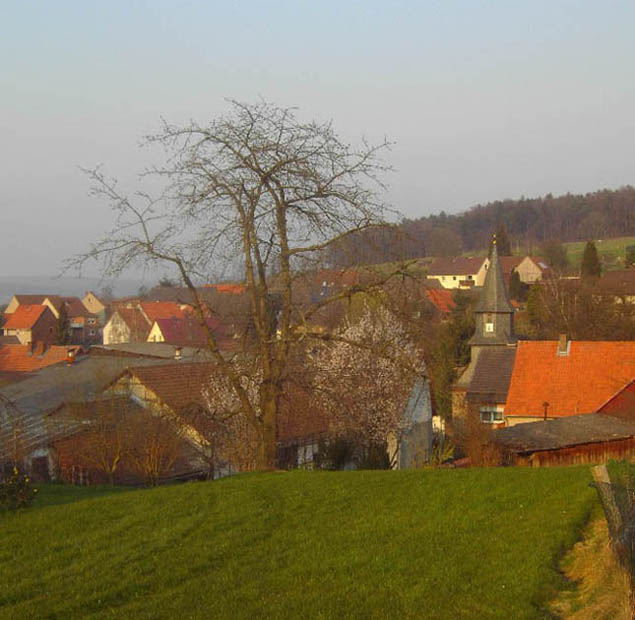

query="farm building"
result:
[493,413,635,466]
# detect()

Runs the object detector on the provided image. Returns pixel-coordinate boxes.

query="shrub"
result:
[0,467,38,511]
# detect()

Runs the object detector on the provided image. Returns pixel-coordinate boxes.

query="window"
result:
[485,314,494,332]
[453,276,457,280]
[89,330,96,336]
[480,406,504,424]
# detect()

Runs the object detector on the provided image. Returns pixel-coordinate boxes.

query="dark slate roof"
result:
[493,413,635,453]
[0,355,168,460]
[467,347,517,401]
[474,244,514,313]
[89,343,214,360]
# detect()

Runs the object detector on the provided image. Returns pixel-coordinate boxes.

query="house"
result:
[598,269,635,303]
[4,295,101,346]
[0,343,82,375]
[503,340,635,425]
[108,362,329,473]
[82,291,107,323]
[425,257,487,289]
[103,301,194,345]
[4,295,53,315]
[424,288,456,315]
[147,316,224,346]
[493,413,635,466]
[388,367,434,468]
[0,355,166,480]
[595,380,635,420]
[2,305,57,346]
[493,256,549,284]
[103,308,152,345]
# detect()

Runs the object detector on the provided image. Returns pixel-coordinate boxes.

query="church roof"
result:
[473,244,514,314]
[467,347,517,401]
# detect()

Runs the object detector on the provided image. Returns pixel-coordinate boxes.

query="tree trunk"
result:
[258,388,278,470]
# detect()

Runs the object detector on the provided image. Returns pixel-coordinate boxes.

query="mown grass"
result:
[1,468,597,619]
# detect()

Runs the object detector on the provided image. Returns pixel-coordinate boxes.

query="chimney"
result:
[66,348,76,366]
[174,346,182,361]
[557,334,569,356]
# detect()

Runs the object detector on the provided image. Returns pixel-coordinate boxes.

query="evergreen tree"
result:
[55,305,71,345]
[526,282,546,333]
[509,270,522,301]
[581,241,602,278]
[489,223,512,257]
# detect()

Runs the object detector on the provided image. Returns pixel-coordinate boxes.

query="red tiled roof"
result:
[505,341,635,418]
[3,305,49,329]
[140,301,191,322]
[0,345,83,372]
[152,316,223,345]
[203,283,247,294]
[425,289,456,314]
[427,257,485,276]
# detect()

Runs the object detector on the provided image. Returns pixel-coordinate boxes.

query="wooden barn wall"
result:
[514,438,635,467]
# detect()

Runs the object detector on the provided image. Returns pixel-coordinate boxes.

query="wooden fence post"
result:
[591,465,623,540]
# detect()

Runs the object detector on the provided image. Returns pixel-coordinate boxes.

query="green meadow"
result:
[1,468,597,619]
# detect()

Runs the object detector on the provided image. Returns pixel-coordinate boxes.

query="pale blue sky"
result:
[1,1,634,276]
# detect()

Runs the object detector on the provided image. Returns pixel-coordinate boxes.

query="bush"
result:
[0,467,38,511]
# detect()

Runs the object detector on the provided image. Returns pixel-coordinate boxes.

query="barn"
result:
[493,413,635,467]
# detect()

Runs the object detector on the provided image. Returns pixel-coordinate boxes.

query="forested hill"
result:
[326,186,635,266]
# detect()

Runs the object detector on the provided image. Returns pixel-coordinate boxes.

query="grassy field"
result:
[1,468,598,619]
[563,236,635,271]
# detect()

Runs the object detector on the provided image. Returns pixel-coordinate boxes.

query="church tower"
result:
[451,236,517,423]
[468,238,516,357]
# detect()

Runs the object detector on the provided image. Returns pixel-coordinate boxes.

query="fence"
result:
[591,464,635,592]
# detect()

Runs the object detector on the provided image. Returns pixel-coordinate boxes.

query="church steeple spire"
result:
[469,236,516,347]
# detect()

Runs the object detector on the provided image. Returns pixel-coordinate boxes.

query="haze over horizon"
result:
[2,1,635,277]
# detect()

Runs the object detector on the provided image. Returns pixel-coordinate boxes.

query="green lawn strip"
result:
[1,468,596,619]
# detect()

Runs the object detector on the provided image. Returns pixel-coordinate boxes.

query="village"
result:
[1,236,634,485]
[4,3,635,614]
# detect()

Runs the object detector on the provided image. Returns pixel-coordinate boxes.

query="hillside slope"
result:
[1,469,597,619]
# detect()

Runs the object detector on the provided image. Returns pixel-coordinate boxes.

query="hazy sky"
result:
[1,1,635,277]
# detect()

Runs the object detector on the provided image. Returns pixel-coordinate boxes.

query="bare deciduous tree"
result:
[71,100,395,469]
